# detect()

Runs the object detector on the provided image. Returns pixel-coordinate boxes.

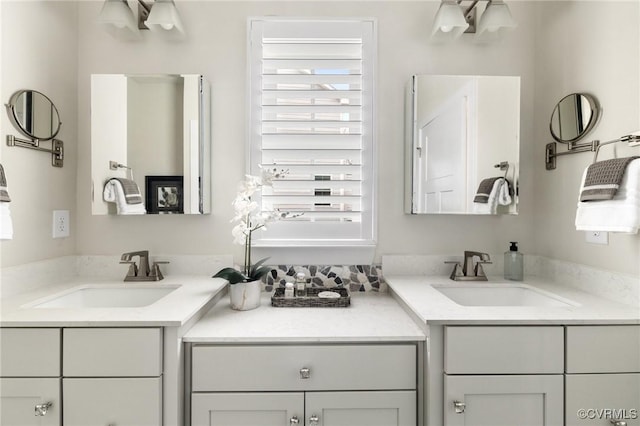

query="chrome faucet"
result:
[445,251,492,281]
[120,250,168,282]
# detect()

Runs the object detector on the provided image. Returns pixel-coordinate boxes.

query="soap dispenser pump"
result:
[504,241,523,281]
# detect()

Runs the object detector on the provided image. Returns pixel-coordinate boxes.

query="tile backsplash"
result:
[263,265,385,292]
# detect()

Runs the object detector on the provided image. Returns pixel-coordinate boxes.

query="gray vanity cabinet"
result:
[565,325,640,426]
[189,344,418,426]
[442,326,565,426]
[0,328,61,425]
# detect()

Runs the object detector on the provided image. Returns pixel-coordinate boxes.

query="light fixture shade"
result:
[145,0,184,33]
[477,0,517,35]
[432,0,469,39]
[97,0,138,32]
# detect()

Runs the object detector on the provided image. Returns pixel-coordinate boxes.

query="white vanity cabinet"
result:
[188,344,418,426]
[565,325,640,426]
[0,328,62,426]
[62,328,163,426]
[442,326,565,426]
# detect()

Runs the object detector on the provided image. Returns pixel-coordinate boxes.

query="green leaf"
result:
[213,267,248,284]
[249,265,272,281]
[249,257,270,277]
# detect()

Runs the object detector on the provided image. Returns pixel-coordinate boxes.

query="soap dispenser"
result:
[504,242,523,281]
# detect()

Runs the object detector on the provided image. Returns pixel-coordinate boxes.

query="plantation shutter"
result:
[249,19,376,246]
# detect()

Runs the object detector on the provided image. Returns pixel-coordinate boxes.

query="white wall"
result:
[0,1,78,268]
[74,0,537,265]
[3,1,636,278]
[533,1,640,276]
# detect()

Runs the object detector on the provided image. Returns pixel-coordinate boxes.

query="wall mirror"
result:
[91,74,211,215]
[6,90,61,140]
[549,93,599,143]
[405,75,520,215]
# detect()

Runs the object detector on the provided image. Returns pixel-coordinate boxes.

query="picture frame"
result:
[145,175,184,214]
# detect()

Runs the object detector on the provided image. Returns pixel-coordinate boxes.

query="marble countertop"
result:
[0,276,227,327]
[183,292,426,343]
[386,275,640,327]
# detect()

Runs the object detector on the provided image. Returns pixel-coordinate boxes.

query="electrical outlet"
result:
[585,230,608,245]
[53,210,70,238]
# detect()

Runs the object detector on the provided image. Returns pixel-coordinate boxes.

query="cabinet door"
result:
[566,373,640,426]
[0,378,60,426]
[305,391,416,426]
[444,375,563,426]
[63,377,161,426]
[191,392,304,426]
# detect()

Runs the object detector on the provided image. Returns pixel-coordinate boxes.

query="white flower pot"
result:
[229,279,261,311]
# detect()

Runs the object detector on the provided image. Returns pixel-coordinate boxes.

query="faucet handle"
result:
[120,261,138,278]
[150,261,169,281]
[474,261,491,280]
[445,261,464,280]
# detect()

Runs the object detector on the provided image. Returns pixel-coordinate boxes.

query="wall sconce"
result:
[98,0,184,36]
[432,0,516,41]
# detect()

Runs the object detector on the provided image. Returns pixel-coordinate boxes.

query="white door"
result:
[305,391,416,426]
[444,375,563,426]
[0,378,60,426]
[417,95,468,213]
[63,377,161,426]
[566,373,640,426]
[191,392,304,426]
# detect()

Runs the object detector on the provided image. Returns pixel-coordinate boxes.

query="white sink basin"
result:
[27,284,180,308]
[432,284,576,307]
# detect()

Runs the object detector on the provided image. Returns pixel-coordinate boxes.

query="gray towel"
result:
[580,156,640,202]
[106,178,143,204]
[473,177,502,203]
[0,164,11,203]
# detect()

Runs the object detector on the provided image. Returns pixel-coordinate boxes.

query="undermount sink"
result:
[432,283,576,307]
[27,284,180,308]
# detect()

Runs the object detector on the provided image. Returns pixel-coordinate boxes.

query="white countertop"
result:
[0,276,227,327]
[183,292,426,343]
[386,275,640,326]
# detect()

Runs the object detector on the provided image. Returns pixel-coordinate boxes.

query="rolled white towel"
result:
[473,178,509,214]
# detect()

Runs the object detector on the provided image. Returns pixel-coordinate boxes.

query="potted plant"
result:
[213,168,291,310]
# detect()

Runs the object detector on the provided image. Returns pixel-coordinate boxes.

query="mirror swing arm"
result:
[545,139,599,170]
[5,135,64,168]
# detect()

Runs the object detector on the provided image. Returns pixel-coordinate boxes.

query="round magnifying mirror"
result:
[549,93,599,144]
[6,90,61,141]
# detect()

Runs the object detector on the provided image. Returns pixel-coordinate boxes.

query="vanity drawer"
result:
[192,344,416,392]
[445,326,564,374]
[566,325,640,373]
[0,328,61,377]
[63,328,162,377]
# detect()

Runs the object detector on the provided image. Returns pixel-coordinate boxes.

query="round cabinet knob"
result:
[34,401,53,416]
[289,416,300,425]
[610,421,627,426]
[309,414,320,425]
[299,367,311,379]
[453,400,466,414]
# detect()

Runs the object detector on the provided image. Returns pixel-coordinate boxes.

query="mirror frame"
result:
[5,89,62,141]
[549,93,600,144]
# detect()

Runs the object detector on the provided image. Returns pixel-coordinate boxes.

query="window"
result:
[248,18,376,247]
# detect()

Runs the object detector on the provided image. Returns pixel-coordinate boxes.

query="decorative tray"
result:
[271,287,351,308]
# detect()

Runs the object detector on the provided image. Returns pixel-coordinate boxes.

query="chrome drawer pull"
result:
[610,421,627,426]
[289,416,300,425]
[34,401,52,416]
[309,414,320,425]
[453,400,466,414]
[299,367,311,379]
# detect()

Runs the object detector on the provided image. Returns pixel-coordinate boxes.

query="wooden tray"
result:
[271,287,350,308]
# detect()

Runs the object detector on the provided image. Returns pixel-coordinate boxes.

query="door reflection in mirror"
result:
[405,75,520,215]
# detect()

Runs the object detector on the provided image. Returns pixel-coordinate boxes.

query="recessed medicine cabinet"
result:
[405,75,520,215]
[90,74,211,215]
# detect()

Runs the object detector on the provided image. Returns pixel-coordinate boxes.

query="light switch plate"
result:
[585,230,608,245]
